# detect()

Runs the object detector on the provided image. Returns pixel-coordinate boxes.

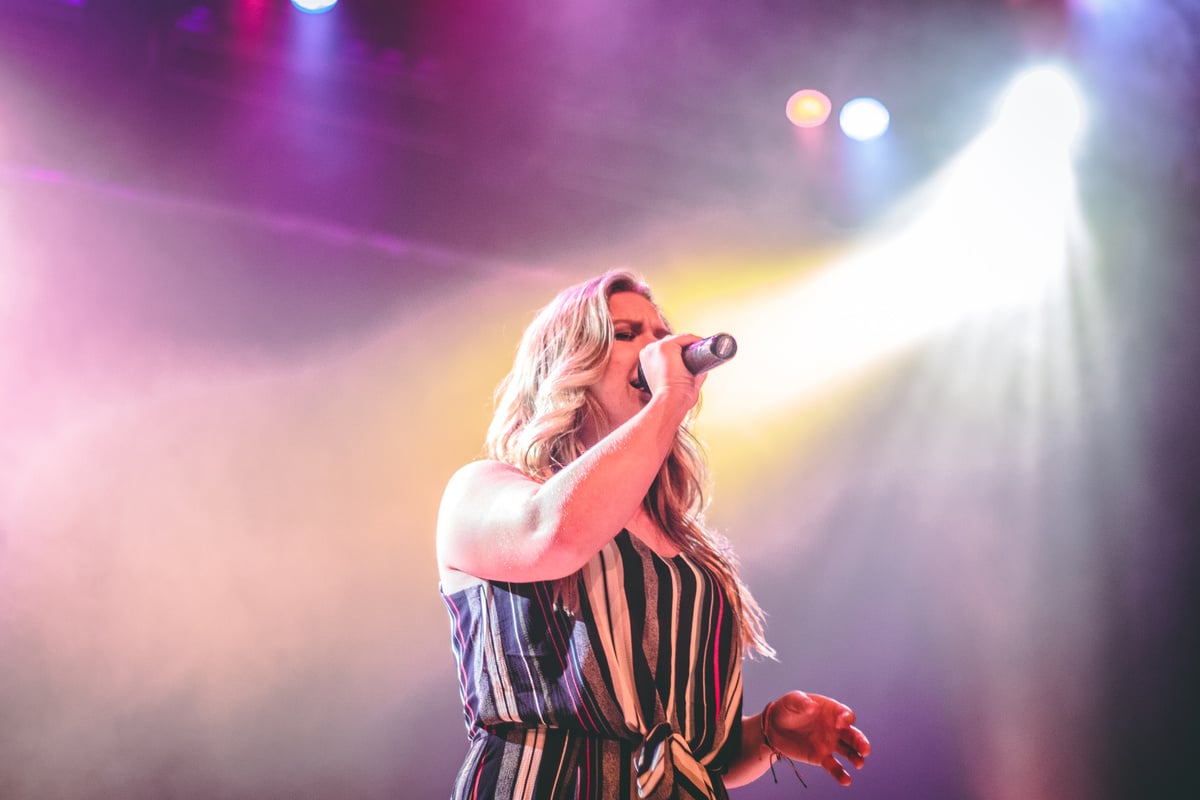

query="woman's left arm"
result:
[723,691,870,789]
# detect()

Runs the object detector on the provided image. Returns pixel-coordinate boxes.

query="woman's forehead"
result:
[608,291,664,322]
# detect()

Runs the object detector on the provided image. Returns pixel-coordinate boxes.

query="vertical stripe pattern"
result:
[442,530,743,799]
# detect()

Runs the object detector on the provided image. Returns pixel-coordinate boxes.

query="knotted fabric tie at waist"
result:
[634,723,719,799]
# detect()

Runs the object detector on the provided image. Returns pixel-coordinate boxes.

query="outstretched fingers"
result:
[835,708,870,771]
[822,755,853,786]
[839,734,868,769]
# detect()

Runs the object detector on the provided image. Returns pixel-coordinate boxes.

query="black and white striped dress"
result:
[442,529,744,800]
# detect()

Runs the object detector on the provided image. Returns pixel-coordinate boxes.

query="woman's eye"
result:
[614,331,634,341]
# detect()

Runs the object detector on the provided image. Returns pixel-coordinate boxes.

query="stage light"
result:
[786,89,833,128]
[690,73,1087,429]
[839,97,890,141]
[292,0,337,13]
[995,65,1086,152]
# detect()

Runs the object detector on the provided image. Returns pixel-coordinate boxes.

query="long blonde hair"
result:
[487,269,773,658]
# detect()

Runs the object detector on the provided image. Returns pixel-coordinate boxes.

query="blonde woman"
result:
[438,270,869,798]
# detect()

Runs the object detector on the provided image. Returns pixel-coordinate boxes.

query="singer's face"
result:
[584,291,670,441]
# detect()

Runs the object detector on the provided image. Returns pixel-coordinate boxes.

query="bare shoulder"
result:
[442,459,531,503]
[437,459,549,581]
[449,457,527,483]
[437,459,536,545]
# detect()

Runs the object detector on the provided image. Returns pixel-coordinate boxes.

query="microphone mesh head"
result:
[711,334,737,360]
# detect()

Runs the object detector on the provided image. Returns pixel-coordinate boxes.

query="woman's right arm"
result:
[436,338,701,584]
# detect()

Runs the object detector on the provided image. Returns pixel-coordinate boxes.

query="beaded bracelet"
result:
[761,699,807,788]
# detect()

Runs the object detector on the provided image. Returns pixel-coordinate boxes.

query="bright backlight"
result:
[839,97,890,142]
[292,0,337,13]
[996,66,1086,151]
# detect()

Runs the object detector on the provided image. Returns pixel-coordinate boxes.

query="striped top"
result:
[442,529,744,800]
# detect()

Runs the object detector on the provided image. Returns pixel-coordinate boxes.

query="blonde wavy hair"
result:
[486,269,773,658]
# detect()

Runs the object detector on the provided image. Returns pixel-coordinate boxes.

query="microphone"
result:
[634,333,738,393]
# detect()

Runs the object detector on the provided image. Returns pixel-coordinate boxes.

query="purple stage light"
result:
[291,0,337,14]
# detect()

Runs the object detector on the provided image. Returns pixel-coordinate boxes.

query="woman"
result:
[437,270,869,798]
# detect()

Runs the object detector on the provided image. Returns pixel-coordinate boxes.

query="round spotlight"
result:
[292,0,337,13]
[786,89,832,128]
[839,97,890,142]
[996,65,1085,150]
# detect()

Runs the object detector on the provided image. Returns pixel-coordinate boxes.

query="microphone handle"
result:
[635,333,738,392]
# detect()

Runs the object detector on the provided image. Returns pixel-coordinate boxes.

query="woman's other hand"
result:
[766,690,870,786]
